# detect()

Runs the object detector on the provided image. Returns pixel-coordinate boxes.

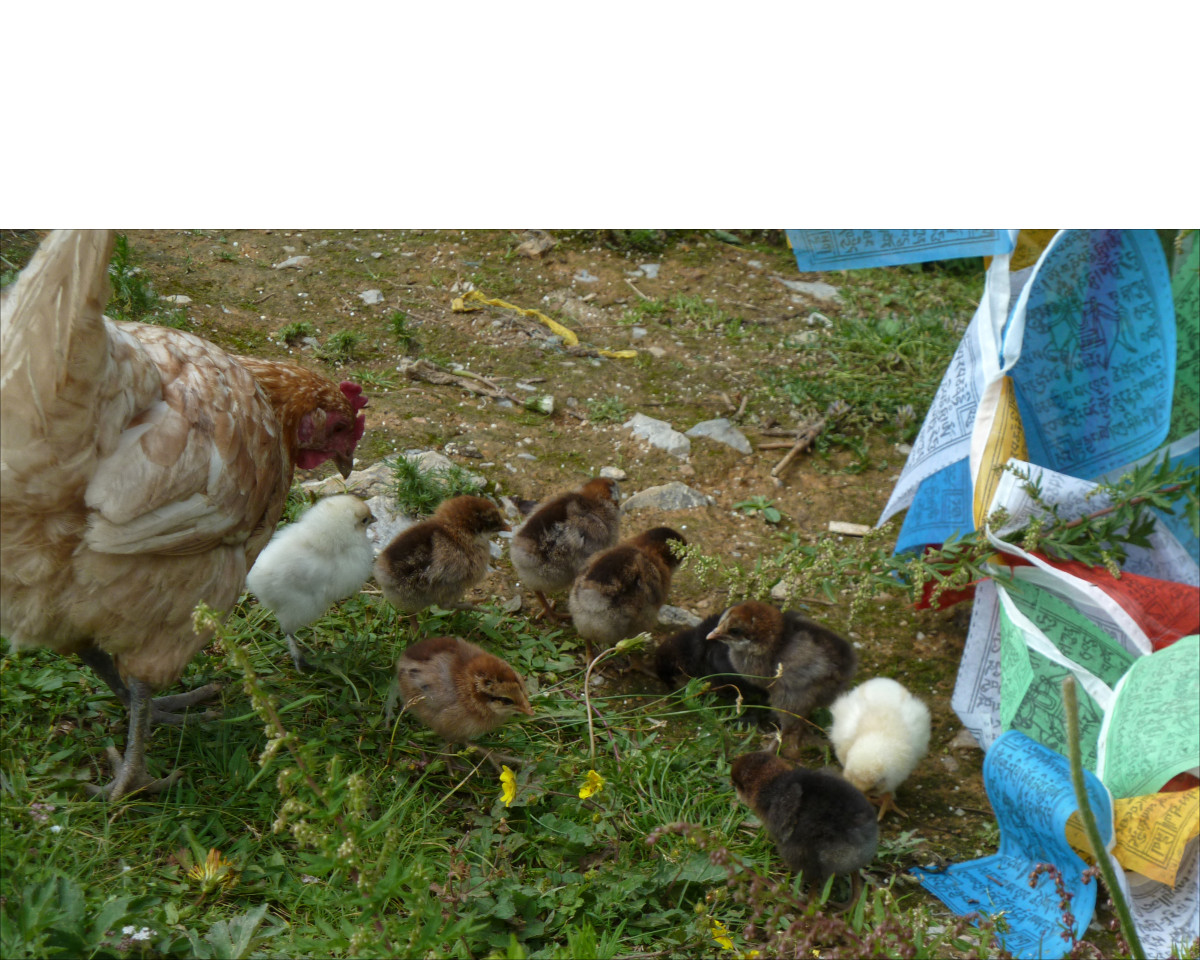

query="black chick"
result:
[654,611,771,714]
[706,601,856,752]
[731,750,878,906]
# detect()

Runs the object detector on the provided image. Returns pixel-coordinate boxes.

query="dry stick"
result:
[770,416,826,478]
[732,392,749,421]
[624,278,651,300]
[1062,676,1145,960]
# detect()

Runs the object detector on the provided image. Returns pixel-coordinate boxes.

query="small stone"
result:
[747,259,763,269]
[949,728,981,750]
[573,269,600,284]
[621,481,710,513]
[896,442,913,455]
[777,277,842,302]
[516,233,556,258]
[646,346,667,358]
[658,605,702,627]
[685,418,752,454]
[769,580,792,602]
[639,263,660,279]
[358,289,384,305]
[371,252,383,259]
[501,595,523,613]
[273,255,312,270]
[623,413,691,459]
[940,755,960,774]
[517,452,538,461]
[159,294,192,305]
[599,466,627,481]
[497,399,515,409]
[631,326,648,339]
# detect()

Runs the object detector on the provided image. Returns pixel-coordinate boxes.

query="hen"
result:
[731,750,878,906]
[567,526,686,661]
[509,477,620,620]
[245,494,376,672]
[706,602,856,753]
[0,230,368,798]
[828,677,930,820]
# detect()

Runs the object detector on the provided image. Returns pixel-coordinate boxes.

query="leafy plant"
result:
[585,396,629,423]
[278,321,314,345]
[389,453,482,516]
[734,496,784,524]
[388,310,418,353]
[318,330,364,364]
[106,234,158,321]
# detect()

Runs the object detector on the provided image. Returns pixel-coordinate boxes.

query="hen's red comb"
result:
[339,381,369,410]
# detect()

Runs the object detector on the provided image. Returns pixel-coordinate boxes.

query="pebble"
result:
[621,481,711,513]
[358,289,384,305]
[623,413,691,459]
[639,263,660,279]
[777,277,842,302]
[573,269,600,283]
[646,346,667,358]
[685,418,752,455]
[159,294,192,305]
[599,466,627,481]
[273,255,312,270]
[631,326,648,339]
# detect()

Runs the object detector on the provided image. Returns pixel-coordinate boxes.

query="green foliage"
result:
[318,330,364,364]
[104,235,193,330]
[389,453,482,516]
[389,310,418,353]
[733,496,784,525]
[278,321,314,345]
[585,396,629,423]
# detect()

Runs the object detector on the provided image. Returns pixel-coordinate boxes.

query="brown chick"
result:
[731,750,878,906]
[395,636,534,762]
[567,526,686,661]
[374,496,509,613]
[707,602,856,752]
[509,478,621,620]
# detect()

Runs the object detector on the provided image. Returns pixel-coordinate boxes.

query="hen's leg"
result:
[86,678,183,799]
[78,649,221,725]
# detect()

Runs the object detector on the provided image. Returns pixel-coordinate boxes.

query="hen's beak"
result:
[335,453,354,479]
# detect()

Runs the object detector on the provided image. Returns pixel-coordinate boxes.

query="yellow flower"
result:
[186,848,238,895]
[578,769,605,800]
[709,918,734,951]
[499,765,517,807]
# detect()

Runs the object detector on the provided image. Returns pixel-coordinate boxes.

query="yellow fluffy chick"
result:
[828,677,930,820]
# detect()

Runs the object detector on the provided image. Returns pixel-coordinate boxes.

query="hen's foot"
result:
[85,746,183,799]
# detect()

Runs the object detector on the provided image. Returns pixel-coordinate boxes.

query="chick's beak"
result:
[335,453,354,479]
[519,702,535,717]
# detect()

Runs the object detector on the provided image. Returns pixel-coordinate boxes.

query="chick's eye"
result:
[493,695,515,706]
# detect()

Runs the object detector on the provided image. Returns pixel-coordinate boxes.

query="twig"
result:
[250,292,274,304]
[732,392,749,421]
[624,278,651,300]
[1062,676,1144,960]
[770,417,826,478]
[758,441,798,450]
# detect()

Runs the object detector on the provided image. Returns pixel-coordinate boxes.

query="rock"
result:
[646,346,667,359]
[777,278,841,302]
[300,336,321,350]
[516,233,556,258]
[599,466,627,481]
[949,728,981,751]
[358,289,384,305]
[658,605,702,628]
[623,413,691,459]
[444,442,483,459]
[940,755,960,774]
[769,580,792,602]
[631,326,648,339]
[896,442,913,456]
[685,418,752,454]
[159,294,192,305]
[573,269,600,284]
[364,495,414,554]
[828,521,871,537]
[621,481,710,513]
[302,461,395,499]
[273,255,312,270]
[516,453,538,461]
[399,450,485,487]
[747,259,763,270]
[501,595,523,613]
[639,263,661,279]
[371,252,383,259]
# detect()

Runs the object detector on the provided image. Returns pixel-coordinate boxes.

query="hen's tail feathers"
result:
[1,229,116,413]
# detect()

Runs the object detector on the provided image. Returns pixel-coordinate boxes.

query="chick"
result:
[706,602,856,751]
[375,496,508,614]
[395,636,534,762]
[731,750,878,905]
[829,677,931,820]
[245,495,375,671]
[654,611,771,714]
[509,478,621,620]
[567,527,686,661]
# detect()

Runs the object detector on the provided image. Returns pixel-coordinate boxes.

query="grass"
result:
[584,396,629,423]
[0,602,1014,959]
[389,453,485,516]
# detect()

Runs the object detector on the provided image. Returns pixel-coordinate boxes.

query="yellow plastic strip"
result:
[451,289,637,359]
[1065,788,1199,887]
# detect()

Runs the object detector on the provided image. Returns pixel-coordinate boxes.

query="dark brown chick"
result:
[568,527,686,660]
[395,636,534,749]
[509,478,620,620]
[706,601,856,751]
[731,751,878,906]
[654,611,772,714]
[375,496,508,613]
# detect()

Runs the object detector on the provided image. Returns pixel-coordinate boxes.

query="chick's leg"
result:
[78,648,222,725]
[86,678,183,800]
[286,634,319,673]
[874,791,907,821]
[532,591,569,623]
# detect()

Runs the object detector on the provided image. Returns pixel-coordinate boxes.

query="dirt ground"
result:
[2,227,1000,885]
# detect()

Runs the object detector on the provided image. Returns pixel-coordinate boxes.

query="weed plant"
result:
[390,454,484,517]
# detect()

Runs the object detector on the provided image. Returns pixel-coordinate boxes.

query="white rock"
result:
[646,346,667,358]
[623,413,691,459]
[777,277,842,302]
[159,294,192,305]
[639,263,661,279]
[621,481,710,513]
[658,605,702,627]
[599,466,627,481]
[273,255,312,270]
[828,521,871,537]
[685,418,752,454]
[358,289,384,305]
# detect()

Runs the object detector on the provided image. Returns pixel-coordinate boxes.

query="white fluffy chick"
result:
[246,495,375,671]
[829,677,930,821]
